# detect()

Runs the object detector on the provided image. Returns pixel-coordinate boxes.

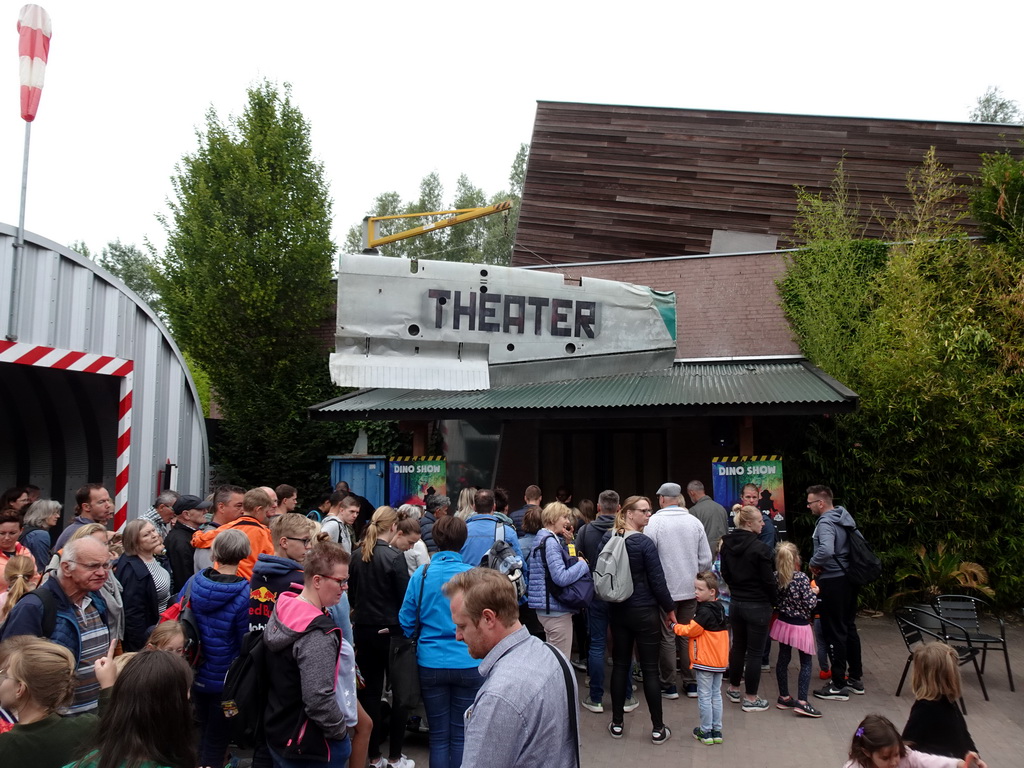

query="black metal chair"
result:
[933,594,1015,692]
[894,605,986,713]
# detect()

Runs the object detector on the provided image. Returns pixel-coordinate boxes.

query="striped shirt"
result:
[68,596,110,714]
[145,558,172,612]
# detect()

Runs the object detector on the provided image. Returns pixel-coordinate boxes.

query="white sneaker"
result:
[388,758,415,768]
[370,759,387,768]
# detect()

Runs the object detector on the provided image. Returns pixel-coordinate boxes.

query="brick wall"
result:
[527,252,799,359]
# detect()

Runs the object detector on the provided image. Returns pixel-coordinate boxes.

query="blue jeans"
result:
[270,736,351,768]
[696,669,723,732]
[193,688,232,768]
[419,665,483,768]
[587,599,632,704]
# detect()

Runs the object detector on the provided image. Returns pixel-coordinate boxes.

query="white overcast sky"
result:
[1,0,1022,257]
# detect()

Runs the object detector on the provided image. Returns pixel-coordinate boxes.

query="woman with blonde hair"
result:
[455,487,477,521]
[901,642,980,759]
[720,504,777,712]
[0,636,116,767]
[526,502,589,659]
[350,506,418,768]
[0,556,37,625]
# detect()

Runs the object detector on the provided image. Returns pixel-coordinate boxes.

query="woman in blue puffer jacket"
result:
[178,528,251,768]
[527,501,589,660]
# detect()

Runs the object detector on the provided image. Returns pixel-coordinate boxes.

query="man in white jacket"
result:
[646,482,713,699]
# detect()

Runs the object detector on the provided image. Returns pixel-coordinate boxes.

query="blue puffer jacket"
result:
[526,529,589,615]
[181,567,249,692]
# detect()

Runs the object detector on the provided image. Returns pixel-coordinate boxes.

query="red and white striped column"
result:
[0,340,134,527]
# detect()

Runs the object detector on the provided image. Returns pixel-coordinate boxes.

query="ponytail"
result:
[615,496,650,534]
[361,506,399,562]
[0,555,37,623]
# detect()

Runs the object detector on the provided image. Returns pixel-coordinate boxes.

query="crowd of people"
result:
[0,480,988,768]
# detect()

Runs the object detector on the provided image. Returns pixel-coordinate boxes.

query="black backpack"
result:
[220,629,270,747]
[159,579,202,668]
[834,523,882,586]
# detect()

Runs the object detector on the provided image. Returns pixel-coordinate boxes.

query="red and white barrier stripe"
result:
[17,5,52,123]
[0,340,134,527]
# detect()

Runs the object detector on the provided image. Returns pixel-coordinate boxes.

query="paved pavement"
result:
[395,612,1021,767]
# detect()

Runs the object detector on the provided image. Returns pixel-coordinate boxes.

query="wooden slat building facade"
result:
[513,102,1024,266]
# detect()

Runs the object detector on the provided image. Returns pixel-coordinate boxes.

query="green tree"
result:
[100,240,163,313]
[72,239,162,314]
[969,86,1022,123]
[778,149,1024,609]
[157,80,354,494]
[344,143,529,265]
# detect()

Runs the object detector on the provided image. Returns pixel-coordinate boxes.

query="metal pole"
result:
[6,121,31,341]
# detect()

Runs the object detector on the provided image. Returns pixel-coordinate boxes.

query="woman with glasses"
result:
[112,519,174,653]
[600,495,677,746]
[0,636,117,767]
[178,528,251,768]
[350,506,420,768]
[264,541,357,768]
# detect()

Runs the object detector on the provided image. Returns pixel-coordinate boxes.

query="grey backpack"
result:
[480,521,526,599]
[593,531,634,602]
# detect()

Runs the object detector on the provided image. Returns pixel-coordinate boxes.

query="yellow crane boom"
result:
[361,200,512,251]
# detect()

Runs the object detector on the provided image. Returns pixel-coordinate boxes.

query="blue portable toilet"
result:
[329,455,386,509]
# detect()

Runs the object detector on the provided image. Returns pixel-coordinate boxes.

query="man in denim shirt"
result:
[445,567,580,768]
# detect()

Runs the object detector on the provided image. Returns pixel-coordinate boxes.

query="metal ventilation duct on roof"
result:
[331,253,677,391]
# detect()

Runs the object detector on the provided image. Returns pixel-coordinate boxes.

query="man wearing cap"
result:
[646,481,713,699]
[164,494,211,588]
[137,490,180,541]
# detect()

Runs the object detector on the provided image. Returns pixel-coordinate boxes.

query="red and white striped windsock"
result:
[17,4,51,122]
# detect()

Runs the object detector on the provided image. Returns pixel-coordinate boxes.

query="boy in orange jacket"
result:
[672,570,729,745]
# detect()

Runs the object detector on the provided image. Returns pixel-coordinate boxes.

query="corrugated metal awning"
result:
[309,359,857,421]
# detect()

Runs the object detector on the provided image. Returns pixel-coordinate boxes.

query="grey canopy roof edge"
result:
[309,359,857,422]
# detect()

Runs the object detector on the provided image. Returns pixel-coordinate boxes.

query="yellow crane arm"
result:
[362,200,512,250]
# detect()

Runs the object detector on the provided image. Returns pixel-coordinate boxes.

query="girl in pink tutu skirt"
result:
[771,541,822,717]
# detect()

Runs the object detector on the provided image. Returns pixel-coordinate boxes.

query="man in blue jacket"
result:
[0,536,110,713]
[460,489,524,567]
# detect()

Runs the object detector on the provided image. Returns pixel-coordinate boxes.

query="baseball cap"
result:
[173,494,212,515]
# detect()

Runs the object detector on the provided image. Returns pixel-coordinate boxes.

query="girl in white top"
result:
[843,714,985,768]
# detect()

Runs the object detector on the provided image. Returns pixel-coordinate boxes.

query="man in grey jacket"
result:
[807,484,865,701]
[446,567,580,768]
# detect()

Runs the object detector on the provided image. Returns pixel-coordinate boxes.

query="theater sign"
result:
[331,253,677,391]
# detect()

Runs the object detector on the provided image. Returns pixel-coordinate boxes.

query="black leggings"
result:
[609,602,663,730]
[354,625,407,762]
[776,643,812,702]
[727,600,772,695]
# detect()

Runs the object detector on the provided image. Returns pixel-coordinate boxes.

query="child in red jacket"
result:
[673,571,729,745]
